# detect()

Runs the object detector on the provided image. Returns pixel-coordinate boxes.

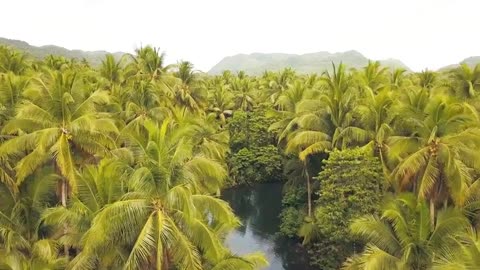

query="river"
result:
[221,183,315,270]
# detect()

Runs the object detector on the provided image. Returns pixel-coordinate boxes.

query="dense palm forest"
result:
[0,44,480,270]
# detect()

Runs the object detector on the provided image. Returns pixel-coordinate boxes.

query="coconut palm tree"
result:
[417,70,438,91]
[388,94,480,225]
[433,227,480,269]
[269,80,319,146]
[0,70,118,207]
[448,63,480,99]
[284,63,360,160]
[0,72,31,129]
[0,168,67,270]
[262,68,296,104]
[0,46,30,75]
[354,89,396,176]
[41,158,133,269]
[232,77,256,111]
[122,79,173,132]
[355,60,389,93]
[71,119,240,269]
[206,81,234,126]
[343,193,470,270]
[99,54,126,93]
[390,68,408,91]
[173,61,207,111]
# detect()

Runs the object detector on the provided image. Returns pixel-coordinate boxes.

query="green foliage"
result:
[279,207,305,238]
[279,187,307,237]
[229,146,283,185]
[228,106,282,186]
[228,107,277,152]
[305,148,384,269]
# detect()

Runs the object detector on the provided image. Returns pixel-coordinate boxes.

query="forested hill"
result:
[208,50,411,75]
[0,37,124,66]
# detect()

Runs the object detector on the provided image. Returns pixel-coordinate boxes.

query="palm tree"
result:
[0,46,30,75]
[126,46,172,81]
[343,193,470,270]
[206,81,234,126]
[356,60,389,93]
[389,68,408,90]
[278,65,360,217]
[269,80,319,145]
[417,69,438,91]
[261,68,296,103]
[388,95,480,224]
[354,89,396,175]
[71,119,240,269]
[232,77,256,111]
[41,158,133,269]
[43,55,75,72]
[0,72,31,129]
[433,227,480,269]
[99,54,126,92]
[0,169,67,269]
[448,63,480,100]
[173,61,207,111]
[122,79,173,132]
[284,63,360,160]
[0,70,118,207]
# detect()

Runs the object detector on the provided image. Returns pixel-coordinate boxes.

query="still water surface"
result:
[222,183,314,270]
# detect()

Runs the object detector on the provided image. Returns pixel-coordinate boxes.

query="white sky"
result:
[1,0,478,72]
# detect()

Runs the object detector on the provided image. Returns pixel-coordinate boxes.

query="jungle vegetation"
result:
[1,44,480,270]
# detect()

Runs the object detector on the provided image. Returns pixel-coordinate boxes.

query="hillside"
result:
[0,37,125,66]
[208,51,411,75]
[438,56,480,71]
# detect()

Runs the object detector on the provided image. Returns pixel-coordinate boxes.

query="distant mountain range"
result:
[1,37,479,74]
[209,52,480,75]
[0,37,125,66]
[208,51,413,75]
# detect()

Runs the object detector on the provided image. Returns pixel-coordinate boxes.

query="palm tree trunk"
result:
[377,146,390,187]
[61,178,69,257]
[429,199,435,230]
[61,179,68,207]
[54,161,70,257]
[305,162,312,217]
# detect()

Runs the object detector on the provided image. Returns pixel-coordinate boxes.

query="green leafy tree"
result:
[301,148,384,270]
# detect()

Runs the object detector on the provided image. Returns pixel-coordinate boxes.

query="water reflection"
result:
[222,183,314,270]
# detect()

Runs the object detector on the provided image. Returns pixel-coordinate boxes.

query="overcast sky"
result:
[1,0,478,72]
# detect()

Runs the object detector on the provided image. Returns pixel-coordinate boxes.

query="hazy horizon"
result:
[1,0,479,72]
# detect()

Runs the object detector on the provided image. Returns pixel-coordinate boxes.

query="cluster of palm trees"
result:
[264,61,480,268]
[0,45,268,270]
[1,42,480,269]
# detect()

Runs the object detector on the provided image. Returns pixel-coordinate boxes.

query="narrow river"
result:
[221,183,315,270]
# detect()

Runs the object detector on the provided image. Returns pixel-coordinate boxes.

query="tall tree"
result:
[388,95,480,224]
[343,193,470,270]
[0,70,118,208]
[72,119,239,269]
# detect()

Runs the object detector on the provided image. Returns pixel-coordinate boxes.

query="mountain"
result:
[460,56,480,67]
[439,56,480,71]
[0,37,125,66]
[208,51,411,75]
